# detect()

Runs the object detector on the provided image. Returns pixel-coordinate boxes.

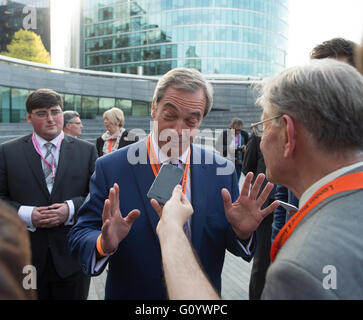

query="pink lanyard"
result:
[32,132,64,179]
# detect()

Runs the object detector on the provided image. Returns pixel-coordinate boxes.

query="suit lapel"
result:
[130,139,160,238]
[190,144,208,252]
[52,135,72,196]
[22,134,50,198]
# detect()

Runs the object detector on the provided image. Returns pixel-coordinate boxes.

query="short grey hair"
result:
[153,67,214,116]
[255,59,363,152]
[63,110,80,127]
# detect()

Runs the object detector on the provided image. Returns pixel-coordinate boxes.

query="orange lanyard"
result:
[108,139,116,153]
[146,134,190,195]
[270,171,363,263]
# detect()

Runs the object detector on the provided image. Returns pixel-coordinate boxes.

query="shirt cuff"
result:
[64,200,75,226]
[236,233,254,256]
[18,206,36,232]
[91,250,109,274]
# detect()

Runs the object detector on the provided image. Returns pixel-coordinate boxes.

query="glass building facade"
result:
[81,0,288,76]
[0,84,151,123]
[0,0,51,53]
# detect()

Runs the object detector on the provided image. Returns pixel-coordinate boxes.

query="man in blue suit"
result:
[68,68,278,299]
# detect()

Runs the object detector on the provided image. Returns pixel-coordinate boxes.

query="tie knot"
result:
[45,142,53,152]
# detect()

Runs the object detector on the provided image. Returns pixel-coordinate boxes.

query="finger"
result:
[256,182,275,207]
[109,187,116,217]
[249,173,265,200]
[221,188,232,212]
[171,185,183,201]
[124,209,140,227]
[240,172,254,197]
[260,200,280,219]
[113,183,120,213]
[150,199,163,217]
[102,199,111,224]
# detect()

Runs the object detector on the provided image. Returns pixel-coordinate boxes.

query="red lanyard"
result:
[146,134,190,195]
[32,132,64,179]
[271,171,363,262]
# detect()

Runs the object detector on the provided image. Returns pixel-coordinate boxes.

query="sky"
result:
[287,0,363,67]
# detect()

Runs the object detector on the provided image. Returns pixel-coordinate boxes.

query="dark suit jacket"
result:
[216,129,249,159]
[0,134,97,279]
[68,138,254,299]
[96,130,137,157]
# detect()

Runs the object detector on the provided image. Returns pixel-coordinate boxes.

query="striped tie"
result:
[44,142,55,192]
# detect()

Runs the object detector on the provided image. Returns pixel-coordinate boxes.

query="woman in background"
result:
[96,107,135,157]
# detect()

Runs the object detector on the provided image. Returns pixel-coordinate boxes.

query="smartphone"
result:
[147,163,184,205]
[278,200,299,215]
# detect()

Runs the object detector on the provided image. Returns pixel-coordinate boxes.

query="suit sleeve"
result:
[262,259,338,299]
[70,144,98,214]
[242,134,258,176]
[68,157,109,276]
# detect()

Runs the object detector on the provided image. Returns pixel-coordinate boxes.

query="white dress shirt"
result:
[18,131,75,232]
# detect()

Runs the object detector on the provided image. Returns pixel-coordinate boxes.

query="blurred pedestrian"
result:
[96,107,136,157]
[63,111,83,137]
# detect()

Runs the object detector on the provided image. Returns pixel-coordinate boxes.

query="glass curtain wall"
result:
[0,85,150,123]
[82,0,288,76]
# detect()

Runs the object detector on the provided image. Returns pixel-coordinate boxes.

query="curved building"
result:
[82,0,288,77]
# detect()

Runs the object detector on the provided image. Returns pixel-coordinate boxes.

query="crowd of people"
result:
[0,37,362,300]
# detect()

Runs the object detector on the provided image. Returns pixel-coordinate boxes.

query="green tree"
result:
[0,29,51,64]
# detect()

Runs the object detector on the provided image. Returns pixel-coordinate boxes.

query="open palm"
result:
[101,183,140,254]
[222,172,279,240]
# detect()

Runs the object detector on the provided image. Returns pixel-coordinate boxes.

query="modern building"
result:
[0,0,50,53]
[0,54,261,147]
[81,0,288,77]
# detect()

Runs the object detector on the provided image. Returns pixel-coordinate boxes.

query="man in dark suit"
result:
[0,88,97,300]
[216,118,249,181]
[68,68,277,300]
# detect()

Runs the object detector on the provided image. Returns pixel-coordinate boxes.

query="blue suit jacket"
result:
[68,138,253,299]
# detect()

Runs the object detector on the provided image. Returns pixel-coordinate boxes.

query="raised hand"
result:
[222,172,279,240]
[100,183,140,254]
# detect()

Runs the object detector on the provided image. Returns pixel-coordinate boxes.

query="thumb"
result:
[124,209,140,226]
[171,184,183,200]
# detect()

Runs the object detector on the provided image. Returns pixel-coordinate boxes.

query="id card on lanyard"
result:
[32,132,64,181]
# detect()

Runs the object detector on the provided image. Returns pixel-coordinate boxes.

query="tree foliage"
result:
[0,29,51,64]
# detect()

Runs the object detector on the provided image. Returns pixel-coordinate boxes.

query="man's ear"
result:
[282,114,296,158]
[151,100,157,119]
[26,113,32,124]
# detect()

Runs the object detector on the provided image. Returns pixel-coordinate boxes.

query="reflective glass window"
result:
[0,86,10,123]
[11,88,28,123]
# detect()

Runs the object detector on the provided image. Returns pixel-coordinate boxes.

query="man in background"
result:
[0,89,97,299]
[63,110,83,138]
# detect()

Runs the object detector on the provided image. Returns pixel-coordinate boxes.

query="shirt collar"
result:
[151,132,189,165]
[299,160,363,208]
[34,131,63,149]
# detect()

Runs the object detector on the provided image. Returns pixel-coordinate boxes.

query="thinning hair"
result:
[153,67,214,116]
[255,59,363,153]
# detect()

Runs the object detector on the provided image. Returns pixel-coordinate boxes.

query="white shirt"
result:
[18,131,75,232]
[299,161,363,209]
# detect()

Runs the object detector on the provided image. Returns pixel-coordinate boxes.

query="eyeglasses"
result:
[250,114,282,137]
[32,109,63,119]
[70,121,82,125]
